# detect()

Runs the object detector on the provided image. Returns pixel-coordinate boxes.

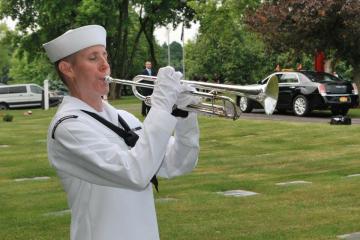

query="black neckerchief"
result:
[81,110,158,192]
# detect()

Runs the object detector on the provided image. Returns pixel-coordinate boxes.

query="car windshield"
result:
[30,85,43,94]
[302,71,343,83]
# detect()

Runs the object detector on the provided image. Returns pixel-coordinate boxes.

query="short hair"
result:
[54,54,76,86]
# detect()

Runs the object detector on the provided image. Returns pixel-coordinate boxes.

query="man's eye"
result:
[89,56,97,61]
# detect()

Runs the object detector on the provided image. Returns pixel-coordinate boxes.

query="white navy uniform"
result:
[47,96,199,240]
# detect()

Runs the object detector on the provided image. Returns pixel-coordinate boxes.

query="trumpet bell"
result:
[250,75,279,115]
[263,76,279,115]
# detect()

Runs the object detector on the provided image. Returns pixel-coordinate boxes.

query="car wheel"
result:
[293,95,310,116]
[331,107,349,116]
[0,103,8,110]
[239,97,253,113]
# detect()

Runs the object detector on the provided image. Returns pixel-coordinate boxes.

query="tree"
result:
[159,41,183,71]
[245,0,360,85]
[185,0,269,84]
[3,0,136,98]
[0,23,11,84]
[0,0,145,98]
[0,0,197,98]
[9,50,55,85]
[131,0,196,71]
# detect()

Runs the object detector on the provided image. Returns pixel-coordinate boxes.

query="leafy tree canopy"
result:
[245,0,360,83]
[159,41,183,72]
[0,23,12,83]
[185,0,271,84]
[0,0,196,97]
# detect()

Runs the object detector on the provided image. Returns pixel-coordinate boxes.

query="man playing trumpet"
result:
[43,25,200,240]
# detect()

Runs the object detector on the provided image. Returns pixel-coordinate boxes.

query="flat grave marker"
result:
[217,189,259,197]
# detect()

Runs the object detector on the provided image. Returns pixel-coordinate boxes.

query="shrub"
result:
[3,114,13,122]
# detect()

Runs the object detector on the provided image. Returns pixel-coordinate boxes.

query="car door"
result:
[29,84,43,106]
[277,73,300,108]
[7,85,28,106]
[0,86,10,106]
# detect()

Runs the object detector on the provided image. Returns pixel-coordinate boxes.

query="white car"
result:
[0,83,62,110]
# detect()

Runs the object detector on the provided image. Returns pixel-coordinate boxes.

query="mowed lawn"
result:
[1,97,360,240]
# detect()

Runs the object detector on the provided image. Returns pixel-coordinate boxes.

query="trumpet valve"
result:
[144,96,152,106]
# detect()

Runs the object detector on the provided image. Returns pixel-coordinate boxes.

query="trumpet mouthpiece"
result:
[104,76,112,83]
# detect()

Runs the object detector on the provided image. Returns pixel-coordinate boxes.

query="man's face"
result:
[145,62,152,69]
[66,45,110,98]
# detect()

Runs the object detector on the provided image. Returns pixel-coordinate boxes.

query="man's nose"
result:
[99,57,110,72]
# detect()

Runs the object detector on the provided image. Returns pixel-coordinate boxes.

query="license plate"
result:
[339,96,348,102]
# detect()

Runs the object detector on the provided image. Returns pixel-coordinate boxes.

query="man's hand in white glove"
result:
[151,66,182,113]
[176,84,202,109]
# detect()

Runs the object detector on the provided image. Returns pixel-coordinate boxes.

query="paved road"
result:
[239,110,360,124]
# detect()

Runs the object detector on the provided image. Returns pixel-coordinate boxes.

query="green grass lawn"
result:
[1,98,360,240]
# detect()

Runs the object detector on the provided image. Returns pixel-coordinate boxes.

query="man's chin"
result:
[102,87,110,96]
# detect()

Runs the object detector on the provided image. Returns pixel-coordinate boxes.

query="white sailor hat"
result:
[43,25,106,63]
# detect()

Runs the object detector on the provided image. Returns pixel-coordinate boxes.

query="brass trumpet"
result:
[105,75,279,120]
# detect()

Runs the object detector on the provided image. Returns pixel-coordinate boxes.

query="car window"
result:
[30,85,43,94]
[261,74,282,84]
[0,87,9,94]
[9,86,27,94]
[259,77,269,84]
[279,73,298,84]
[302,71,343,83]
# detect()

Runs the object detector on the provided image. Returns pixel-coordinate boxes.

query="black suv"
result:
[238,70,359,116]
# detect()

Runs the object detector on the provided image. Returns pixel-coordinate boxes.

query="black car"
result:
[237,70,359,116]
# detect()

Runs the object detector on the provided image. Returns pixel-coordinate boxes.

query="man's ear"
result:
[58,60,74,81]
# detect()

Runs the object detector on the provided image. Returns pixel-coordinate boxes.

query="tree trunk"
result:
[120,0,129,78]
[109,0,129,100]
[127,18,147,78]
[144,23,158,69]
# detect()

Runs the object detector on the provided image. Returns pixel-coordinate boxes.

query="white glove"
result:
[151,66,182,113]
[176,84,202,109]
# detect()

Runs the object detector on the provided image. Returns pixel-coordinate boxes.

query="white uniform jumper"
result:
[47,96,199,240]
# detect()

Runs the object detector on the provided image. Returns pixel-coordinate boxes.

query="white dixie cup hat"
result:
[43,25,107,62]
